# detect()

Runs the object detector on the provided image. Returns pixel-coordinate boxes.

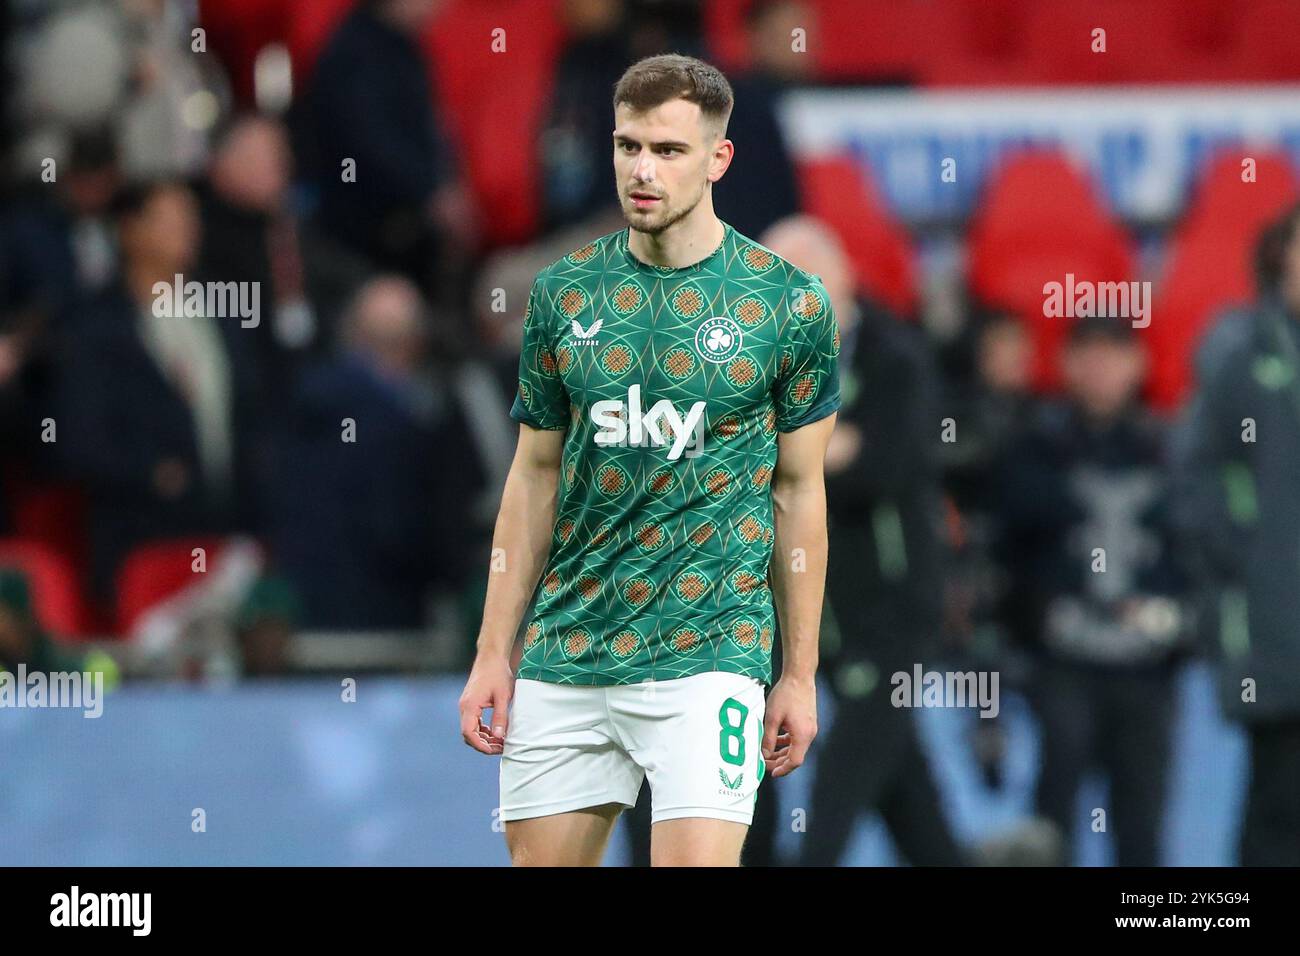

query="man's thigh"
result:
[613,671,767,866]
[651,815,750,867]
[506,803,625,866]
[499,679,643,864]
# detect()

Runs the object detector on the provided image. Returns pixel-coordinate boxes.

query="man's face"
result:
[613,99,729,236]
[978,317,1032,394]
[1064,337,1146,419]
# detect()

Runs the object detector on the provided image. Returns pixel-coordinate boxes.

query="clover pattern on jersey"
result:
[509,221,840,686]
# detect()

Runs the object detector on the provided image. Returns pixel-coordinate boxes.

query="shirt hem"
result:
[516,659,771,688]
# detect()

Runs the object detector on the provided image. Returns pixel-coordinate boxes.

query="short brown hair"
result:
[612,54,734,137]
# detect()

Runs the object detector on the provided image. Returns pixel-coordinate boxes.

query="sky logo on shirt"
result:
[591,384,706,460]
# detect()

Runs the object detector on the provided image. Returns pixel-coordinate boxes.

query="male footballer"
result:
[459,53,840,866]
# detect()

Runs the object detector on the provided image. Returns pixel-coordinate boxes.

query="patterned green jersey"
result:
[509,220,841,686]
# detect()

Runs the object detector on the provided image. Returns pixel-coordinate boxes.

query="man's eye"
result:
[659,148,679,156]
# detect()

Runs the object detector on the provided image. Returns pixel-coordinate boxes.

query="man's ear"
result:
[709,138,735,184]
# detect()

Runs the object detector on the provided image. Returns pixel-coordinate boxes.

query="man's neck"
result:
[627,208,725,269]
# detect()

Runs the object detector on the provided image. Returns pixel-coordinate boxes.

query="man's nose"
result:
[633,152,657,182]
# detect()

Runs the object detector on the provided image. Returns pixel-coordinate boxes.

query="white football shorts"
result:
[499,670,767,825]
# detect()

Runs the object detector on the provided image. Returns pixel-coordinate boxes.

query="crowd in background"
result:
[2,0,1300,866]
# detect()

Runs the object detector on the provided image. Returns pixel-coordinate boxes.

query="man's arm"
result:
[764,411,837,777]
[459,423,566,754]
[1170,346,1252,587]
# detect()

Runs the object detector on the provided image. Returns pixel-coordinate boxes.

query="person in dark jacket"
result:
[55,181,262,606]
[762,216,966,866]
[999,315,1188,866]
[1174,201,1300,866]
[936,305,1036,789]
[197,113,310,410]
[268,275,481,629]
[537,0,634,232]
[709,0,803,241]
[298,0,471,297]
[0,130,121,525]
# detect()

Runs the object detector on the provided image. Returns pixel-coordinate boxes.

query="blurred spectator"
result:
[940,308,1035,649]
[935,304,1034,785]
[710,0,804,240]
[760,216,966,866]
[197,112,314,408]
[298,0,476,302]
[937,305,1036,787]
[538,0,705,234]
[941,306,1035,519]
[999,315,1188,866]
[55,180,263,606]
[1,142,111,531]
[1175,201,1300,866]
[1,130,123,495]
[269,275,483,630]
[538,0,633,231]
[1,127,120,315]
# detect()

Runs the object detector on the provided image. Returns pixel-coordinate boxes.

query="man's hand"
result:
[761,674,818,777]
[458,653,515,755]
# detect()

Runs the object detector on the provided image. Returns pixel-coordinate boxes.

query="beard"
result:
[621,179,707,236]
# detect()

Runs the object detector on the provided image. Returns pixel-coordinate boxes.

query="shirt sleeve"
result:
[509,274,571,430]
[773,276,842,432]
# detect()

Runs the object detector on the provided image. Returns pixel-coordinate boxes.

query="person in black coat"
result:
[709,0,803,241]
[197,113,310,410]
[297,0,459,294]
[537,0,634,232]
[1174,201,1300,865]
[268,275,481,630]
[762,216,966,866]
[55,181,262,607]
[999,315,1189,866]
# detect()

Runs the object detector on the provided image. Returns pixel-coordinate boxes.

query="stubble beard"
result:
[623,180,707,237]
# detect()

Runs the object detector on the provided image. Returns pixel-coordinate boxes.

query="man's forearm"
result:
[475,463,561,659]
[769,476,829,683]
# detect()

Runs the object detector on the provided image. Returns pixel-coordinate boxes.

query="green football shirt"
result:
[509,220,841,686]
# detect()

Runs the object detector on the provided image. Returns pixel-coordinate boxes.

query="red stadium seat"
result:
[116,538,230,634]
[795,156,918,317]
[429,2,563,247]
[967,150,1136,391]
[198,0,292,106]
[0,538,93,639]
[7,480,89,574]
[1238,0,1300,82]
[1147,151,1299,409]
[1180,150,1298,236]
